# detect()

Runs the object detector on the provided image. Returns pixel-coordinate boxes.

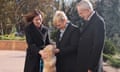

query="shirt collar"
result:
[87,11,95,21]
[60,23,69,33]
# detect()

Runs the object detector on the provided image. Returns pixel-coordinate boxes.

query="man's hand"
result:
[88,69,92,72]
[54,48,60,53]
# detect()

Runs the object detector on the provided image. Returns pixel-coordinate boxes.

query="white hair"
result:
[53,11,68,25]
[77,0,93,11]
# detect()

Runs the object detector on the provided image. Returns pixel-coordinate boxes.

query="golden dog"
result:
[40,45,56,72]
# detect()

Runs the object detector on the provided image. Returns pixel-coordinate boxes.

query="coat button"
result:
[80,38,82,40]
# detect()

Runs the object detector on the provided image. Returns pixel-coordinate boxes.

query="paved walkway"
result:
[0,50,26,72]
[0,50,120,72]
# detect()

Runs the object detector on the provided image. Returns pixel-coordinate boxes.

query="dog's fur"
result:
[41,45,56,72]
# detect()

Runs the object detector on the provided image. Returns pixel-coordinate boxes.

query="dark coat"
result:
[24,23,50,72]
[77,12,105,72]
[56,22,80,72]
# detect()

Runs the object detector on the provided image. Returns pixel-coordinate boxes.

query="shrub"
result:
[50,29,57,42]
[0,33,25,40]
[104,40,116,55]
[103,39,117,61]
[103,54,120,68]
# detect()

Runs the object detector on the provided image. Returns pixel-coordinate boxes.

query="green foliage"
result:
[103,54,120,68]
[103,39,120,67]
[103,39,117,62]
[104,40,116,55]
[50,29,57,42]
[110,58,120,68]
[0,33,25,40]
[112,34,120,52]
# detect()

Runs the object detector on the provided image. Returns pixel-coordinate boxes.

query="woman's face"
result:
[33,14,43,28]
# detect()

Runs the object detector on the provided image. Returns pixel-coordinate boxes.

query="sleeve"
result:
[25,27,41,55]
[88,20,105,71]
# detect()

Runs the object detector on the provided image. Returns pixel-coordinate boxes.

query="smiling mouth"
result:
[36,22,41,25]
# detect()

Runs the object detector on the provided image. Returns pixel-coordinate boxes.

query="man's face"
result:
[77,6,88,20]
[55,20,66,30]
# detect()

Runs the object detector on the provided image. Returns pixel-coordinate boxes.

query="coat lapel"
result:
[31,24,44,42]
[56,30,60,47]
[59,23,72,44]
[80,12,96,35]
[56,23,72,47]
[80,21,89,34]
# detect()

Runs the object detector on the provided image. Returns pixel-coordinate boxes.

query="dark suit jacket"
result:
[77,12,105,72]
[24,23,50,72]
[56,22,80,72]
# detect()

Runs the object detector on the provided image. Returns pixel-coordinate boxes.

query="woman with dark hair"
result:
[23,9,50,72]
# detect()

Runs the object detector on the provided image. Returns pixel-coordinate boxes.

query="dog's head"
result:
[44,45,55,57]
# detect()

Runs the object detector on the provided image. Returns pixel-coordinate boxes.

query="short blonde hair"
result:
[53,11,68,25]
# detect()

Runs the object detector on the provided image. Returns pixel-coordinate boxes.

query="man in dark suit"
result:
[76,0,105,72]
[53,11,80,72]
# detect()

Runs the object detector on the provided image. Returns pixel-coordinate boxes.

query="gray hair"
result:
[77,0,93,11]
